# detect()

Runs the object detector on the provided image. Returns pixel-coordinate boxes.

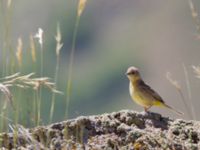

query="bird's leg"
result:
[144,106,150,113]
[144,107,148,112]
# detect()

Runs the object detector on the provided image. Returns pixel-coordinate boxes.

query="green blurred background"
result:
[1,0,200,126]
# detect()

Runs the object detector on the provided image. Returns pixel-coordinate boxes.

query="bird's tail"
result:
[162,103,184,116]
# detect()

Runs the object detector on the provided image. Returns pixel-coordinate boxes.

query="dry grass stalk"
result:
[166,72,181,90]
[9,124,44,149]
[166,72,192,119]
[65,0,88,119]
[34,28,44,48]
[30,34,36,62]
[16,37,23,67]
[188,0,200,35]
[7,0,12,8]
[78,0,87,17]
[192,65,200,78]
[0,83,13,109]
[55,23,63,56]
[49,23,63,123]
[188,0,198,19]
[1,73,62,94]
[0,72,63,114]
[0,72,63,111]
[182,64,196,119]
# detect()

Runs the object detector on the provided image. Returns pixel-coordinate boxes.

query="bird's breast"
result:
[129,82,153,107]
[129,82,134,96]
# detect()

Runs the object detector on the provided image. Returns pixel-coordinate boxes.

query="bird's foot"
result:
[141,110,151,116]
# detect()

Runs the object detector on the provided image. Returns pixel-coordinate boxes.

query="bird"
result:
[126,66,183,115]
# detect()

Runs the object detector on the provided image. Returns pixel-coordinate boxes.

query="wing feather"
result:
[137,80,164,103]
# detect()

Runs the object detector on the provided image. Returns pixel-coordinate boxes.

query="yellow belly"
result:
[129,82,154,107]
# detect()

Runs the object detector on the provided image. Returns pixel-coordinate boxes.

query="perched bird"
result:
[126,66,183,115]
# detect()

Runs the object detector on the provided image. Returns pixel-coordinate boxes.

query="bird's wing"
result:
[138,80,165,103]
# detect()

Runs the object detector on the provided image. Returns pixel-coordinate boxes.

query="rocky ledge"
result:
[0,110,200,149]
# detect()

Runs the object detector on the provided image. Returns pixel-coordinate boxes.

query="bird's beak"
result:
[125,72,129,75]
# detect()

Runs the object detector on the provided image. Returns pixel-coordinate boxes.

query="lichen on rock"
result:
[0,110,200,149]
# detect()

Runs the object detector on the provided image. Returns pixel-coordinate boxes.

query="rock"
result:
[0,110,200,149]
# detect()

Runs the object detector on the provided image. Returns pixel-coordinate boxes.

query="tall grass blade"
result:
[65,0,88,119]
[166,72,192,118]
[182,63,196,119]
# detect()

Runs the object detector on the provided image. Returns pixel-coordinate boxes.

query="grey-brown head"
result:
[126,66,141,82]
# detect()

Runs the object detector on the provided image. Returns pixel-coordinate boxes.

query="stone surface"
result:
[0,110,200,149]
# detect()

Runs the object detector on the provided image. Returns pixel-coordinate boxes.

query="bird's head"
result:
[126,66,141,82]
